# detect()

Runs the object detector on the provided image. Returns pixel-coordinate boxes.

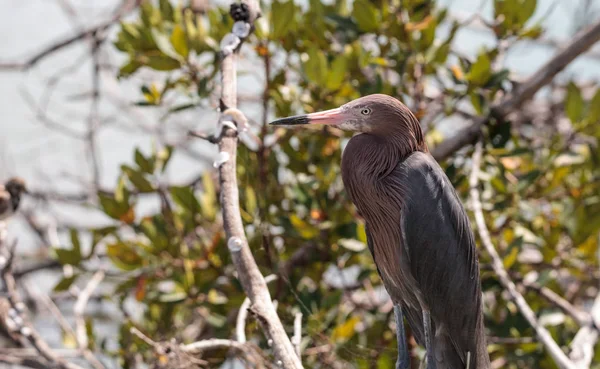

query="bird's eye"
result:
[361,108,371,115]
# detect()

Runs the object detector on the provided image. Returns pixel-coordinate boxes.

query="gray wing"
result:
[394,152,483,365]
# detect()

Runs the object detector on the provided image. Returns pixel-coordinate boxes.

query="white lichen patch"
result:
[227,237,243,252]
[232,21,250,38]
[213,152,230,168]
[220,33,240,55]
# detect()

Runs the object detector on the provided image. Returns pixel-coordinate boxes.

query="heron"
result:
[0,177,27,221]
[270,94,490,369]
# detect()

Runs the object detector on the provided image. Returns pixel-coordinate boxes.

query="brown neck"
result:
[363,116,428,179]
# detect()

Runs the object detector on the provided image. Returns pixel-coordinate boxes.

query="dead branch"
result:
[469,141,577,369]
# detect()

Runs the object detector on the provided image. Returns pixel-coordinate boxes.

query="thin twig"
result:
[469,141,577,369]
[182,339,250,353]
[129,327,159,348]
[188,130,219,143]
[522,281,592,327]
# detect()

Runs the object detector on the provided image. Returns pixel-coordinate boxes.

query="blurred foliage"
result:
[48,0,600,367]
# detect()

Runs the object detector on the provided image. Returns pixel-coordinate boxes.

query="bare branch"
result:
[468,141,577,369]
[200,0,302,367]
[0,235,86,369]
[0,0,142,71]
[432,19,600,161]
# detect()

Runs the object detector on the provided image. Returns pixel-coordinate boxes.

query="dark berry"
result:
[229,2,250,22]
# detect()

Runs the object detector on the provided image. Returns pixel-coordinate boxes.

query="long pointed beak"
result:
[269,107,345,126]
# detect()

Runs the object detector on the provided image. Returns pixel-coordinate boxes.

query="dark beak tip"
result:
[269,115,310,126]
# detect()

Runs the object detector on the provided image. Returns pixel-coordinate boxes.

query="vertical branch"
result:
[213,1,303,368]
[469,142,577,369]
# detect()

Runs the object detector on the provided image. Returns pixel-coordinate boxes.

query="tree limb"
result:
[208,1,303,367]
[432,19,600,161]
[469,141,577,369]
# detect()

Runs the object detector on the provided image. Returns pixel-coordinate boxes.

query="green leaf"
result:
[468,51,492,86]
[106,242,143,271]
[54,248,82,265]
[290,214,319,239]
[118,61,142,78]
[159,0,174,22]
[518,0,537,25]
[143,54,181,71]
[70,229,82,258]
[565,82,585,123]
[485,69,510,88]
[135,149,154,174]
[377,354,393,369]
[326,55,348,90]
[331,315,360,341]
[115,175,129,204]
[517,170,542,192]
[121,165,154,193]
[245,186,257,214]
[53,275,78,292]
[271,0,296,38]
[588,89,600,123]
[98,193,130,220]
[200,172,217,220]
[151,28,183,61]
[170,24,189,58]
[304,46,328,84]
[171,186,201,213]
[156,145,173,172]
[352,0,378,33]
[470,92,485,115]
[503,241,521,269]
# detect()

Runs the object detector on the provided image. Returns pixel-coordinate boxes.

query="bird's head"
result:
[269,94,423,138]
[5,177,27,197]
